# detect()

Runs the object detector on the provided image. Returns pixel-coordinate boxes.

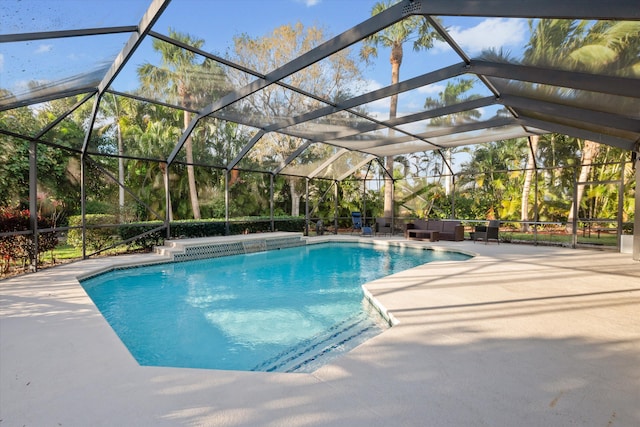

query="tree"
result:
[0,94,84,216]
[127,113,182,221]
[94,93,145,214]
[520,136,538,231]
[360,1,441,218]
[138,29,228,219]
[566,20,640,228]
[521,19,640,229]
[458,139,526,220]
[228,22,364,216]
[423,77,482,196]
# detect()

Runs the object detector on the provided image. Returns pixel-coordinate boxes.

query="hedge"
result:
[65,216,306,252]
[0,208,58,273]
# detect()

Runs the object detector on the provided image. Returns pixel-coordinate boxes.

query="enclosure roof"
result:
[1,0,639,180]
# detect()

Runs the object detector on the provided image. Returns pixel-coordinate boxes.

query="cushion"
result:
[442,221,459,233]
[427,220,443,232]
[414,219,428,230]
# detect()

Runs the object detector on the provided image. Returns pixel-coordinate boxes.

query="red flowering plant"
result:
[0,207,58,274]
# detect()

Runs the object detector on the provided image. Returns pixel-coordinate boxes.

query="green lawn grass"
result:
[51,244,82,260]
[496,231,618,246]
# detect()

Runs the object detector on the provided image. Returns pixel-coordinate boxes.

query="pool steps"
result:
[154,232,306,262]
[252,312,383,373]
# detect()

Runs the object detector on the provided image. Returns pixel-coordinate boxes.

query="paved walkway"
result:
[1,237,639,426]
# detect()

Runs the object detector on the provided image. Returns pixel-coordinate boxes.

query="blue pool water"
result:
[81,242,470,372]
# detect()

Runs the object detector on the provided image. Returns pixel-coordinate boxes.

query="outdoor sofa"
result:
[405,219,464,242]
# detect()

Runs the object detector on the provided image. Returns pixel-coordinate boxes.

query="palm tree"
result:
[458,139,526,220]
[96,94,140,214]
[522,19,640,230]
[360,1,441,218]
[126,115,182,221]
[138,29,228,219]
[423,77,482,196]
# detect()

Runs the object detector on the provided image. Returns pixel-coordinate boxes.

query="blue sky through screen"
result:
[1,0,531,172]
[1,0,529,105]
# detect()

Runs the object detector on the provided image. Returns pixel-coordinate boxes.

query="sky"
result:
[1,0,530,108]
[0,0,539,173]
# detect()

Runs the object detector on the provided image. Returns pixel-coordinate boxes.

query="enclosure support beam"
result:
[29,140,38,272]
[228,131,265,172]
[415,0,640,20]
[336,156,376,182]
[534,165,539,245]
[270,175,275,232]
[518,117,635,152]
[164,163,171,239]
[391,177,395,233]
[617,159,625,251]
[307,149,349,179]
[80,155,87,259]
[572,168,578,249]
[634,153,640,261]
[362,177,367,227]
[500,95,639,134]
[472,60,640,99]
[334,181,339,235]
[305,179,310,236]
[450,174,455,220]
[225,170,230,236]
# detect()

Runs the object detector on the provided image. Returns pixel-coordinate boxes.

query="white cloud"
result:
[417,84,445,95]
[294,0,320,6]
[363,78,382,92]
[434,18,527,56]
[0,53,4,72]
[35,44,53,54]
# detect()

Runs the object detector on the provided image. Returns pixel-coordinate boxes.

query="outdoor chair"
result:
[351,212,363,234]
[471,220,500,244]
[375,217,392,236]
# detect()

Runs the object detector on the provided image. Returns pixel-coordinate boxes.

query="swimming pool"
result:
[81,242,470,372]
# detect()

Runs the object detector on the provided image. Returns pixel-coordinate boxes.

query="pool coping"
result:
[2,233,639,426]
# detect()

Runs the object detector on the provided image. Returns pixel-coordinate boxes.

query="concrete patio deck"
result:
[1,236,639,426]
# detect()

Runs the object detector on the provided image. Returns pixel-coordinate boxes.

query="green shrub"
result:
[169,220,226,238]
[272,217,305,232]
[59,216,306,254]
[0,207,58,272]
[167,217,305,239]
[119,222,165,250]
[67,214,117,251]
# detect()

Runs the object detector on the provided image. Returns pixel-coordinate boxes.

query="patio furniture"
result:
[404,219,464,241]
[375,217,392,236]
[406,228,439,242]
[470,220,500,244]
[351,212,363,234]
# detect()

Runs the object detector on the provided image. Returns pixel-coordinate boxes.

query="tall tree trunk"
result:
[383,43,403,218]
[567,139,599,231]
[443,148,452,196]
[229,168,240,186]
[111,94,125,218]
[289,178,301,216]
[159,163,173,222]
[117,122,125,211]
[183,110,201,219]
[521,135,539,232]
